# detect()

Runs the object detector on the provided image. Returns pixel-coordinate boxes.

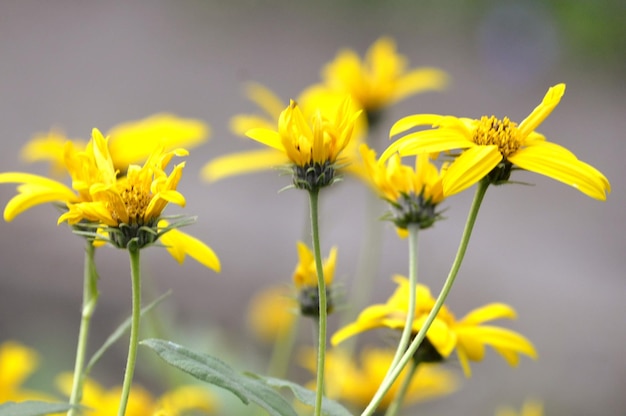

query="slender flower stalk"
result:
[361,178,489,416]
[67,242,99,416]
[308,188,328,416]
[118,246,142,416]
[384,358,420,416]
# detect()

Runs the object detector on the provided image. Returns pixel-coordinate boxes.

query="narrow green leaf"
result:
[252,375,353,416]
[84,291,171,374]
[141,338,298,416]
[0,401,74,416]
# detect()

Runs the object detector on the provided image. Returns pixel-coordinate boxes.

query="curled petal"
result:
[518,83,565,138]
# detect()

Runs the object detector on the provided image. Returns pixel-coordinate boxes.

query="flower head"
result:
[383,83,610,199]
[245,96,362,191]
[293,241,338,316]
[21,114,209,175]
[299,347,457,411]
[0,341,54,402]
[56,374,218,416]
[312,36,449,119]
[361,144,446,230]
[332,276,537,377]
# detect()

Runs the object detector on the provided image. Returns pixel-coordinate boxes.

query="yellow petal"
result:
[509,144,610,200]
[245,128,285,152]
[380,130,472,165]
[518,83,565,138]
[159,226,221,272]
[442,146,502,196]
[393,68,449,103]
[230,115,278,136]
[389,114,445,137]
[459,303,517,325]
[331,319,383,346]
[243,82,285,120]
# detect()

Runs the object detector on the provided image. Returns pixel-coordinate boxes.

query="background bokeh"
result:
[1,1,625,414]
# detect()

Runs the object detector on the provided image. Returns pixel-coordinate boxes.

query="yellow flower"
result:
[312,36,449,114]
[299,347,457,411]
[21,114,209,174]
[332,276,537,377]
[245,96,361,190]
[360,143,446,230]
[246,285,297,343]
[293,241,338,316]
[0,341,54,402]
[383,83,610,200]
[56,374,218,416]
[496,399,544,416]
[158,220,221,272]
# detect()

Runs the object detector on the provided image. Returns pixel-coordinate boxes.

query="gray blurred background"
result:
[0,1,625,414]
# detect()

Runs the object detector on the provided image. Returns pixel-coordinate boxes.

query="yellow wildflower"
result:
[21,114,209,174]
[0,341,54,402]
[299,347,457,411]
[56,374,218,416]
[383,83,610,199]
[332,276,537,377]
[311,36,449,115]
[293,241,338,316]
[496,399,544,416]
[245,96,361,190]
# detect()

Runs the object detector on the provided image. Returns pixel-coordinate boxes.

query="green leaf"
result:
[0,401,74,416]
[84,291,171,374]
[251,374,353,416]
[141,338,298,416]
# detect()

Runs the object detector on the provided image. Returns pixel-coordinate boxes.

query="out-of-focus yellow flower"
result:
[384,83,610,199]
[245,96,361,191]
[360,143,447,231]
[22,114,209,174]
[310,36,449,115]
[332,276,537,377]
[0,341,54,402]
[56,374,218,416]
[496,399,544,416]
[293,241,338,316]
[247,285,297,343]
[201,86,367,185]
[299,347,457,412]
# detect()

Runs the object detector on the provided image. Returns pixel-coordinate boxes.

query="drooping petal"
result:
[459,303,517,326]
[518,83,565,138]
[200,149,289,183]
[159,225,221,272]
[509,145,610,200]
[442,145,502,196]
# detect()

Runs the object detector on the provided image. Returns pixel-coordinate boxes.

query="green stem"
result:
[386,223,419,374]
[308,188,328,416]
[361,179,489,416]
[118,247,142,416]
[67,242,99,416]
[384,359,420,416]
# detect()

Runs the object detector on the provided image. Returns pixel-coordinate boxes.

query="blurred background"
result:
[0,0,625,414]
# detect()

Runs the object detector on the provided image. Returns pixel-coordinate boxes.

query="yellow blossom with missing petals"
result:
[312,36,449,114]
[332,276,537,377]
[21,114,209,175]
[56,374,218,416]
[383,83,610,199]
[299,347,457,412]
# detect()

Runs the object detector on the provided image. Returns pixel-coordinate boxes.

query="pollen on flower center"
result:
[118,183,151,224]
[473,116,521,158]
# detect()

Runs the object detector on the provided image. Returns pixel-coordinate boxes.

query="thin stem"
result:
[386,223,419,374]
[308,188,328,416]
[361,179,489,416]
[384,359,420,416]
[117,247,142,416]
[67,242,99,416]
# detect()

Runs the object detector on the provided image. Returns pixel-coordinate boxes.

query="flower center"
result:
[119,183,151,225]
[473,116,521,158]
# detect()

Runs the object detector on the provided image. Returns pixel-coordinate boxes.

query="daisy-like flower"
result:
[299,347,457,412]
[293,241,338,317]
[360,143,446,231]
[382,83,610,200]
[247,285,297,343]
[310,36,449,121]
[201,85,366,185]
[21,113,209,175]
[56,374,218,416]
[0,341,54,402]
[331,276,537,377]
[244,96,361,191]
[496,399,544,416]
